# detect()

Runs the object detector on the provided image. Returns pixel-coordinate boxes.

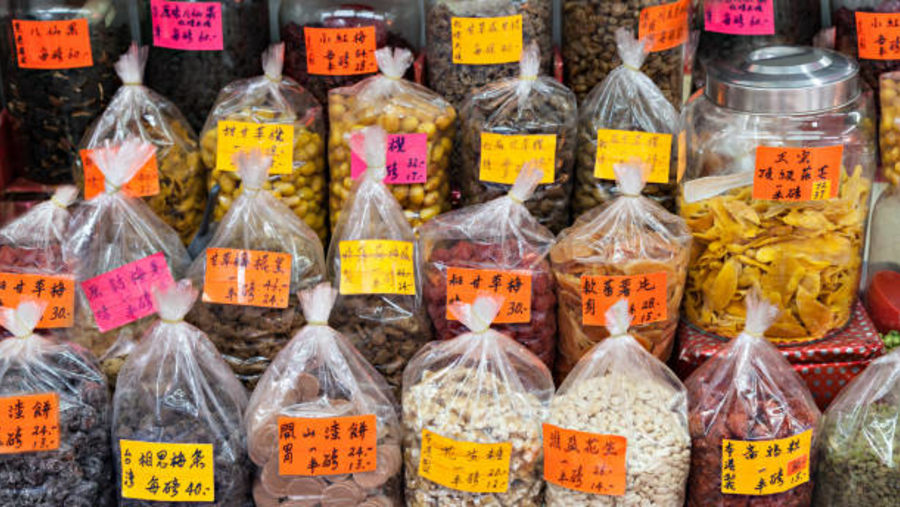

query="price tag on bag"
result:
[0,393,60,454]
[479,133,556,185]
[543,423,627,496]
[721,429,812,495]
[451,15,523,65]
[595,129,672,184]
[150,0,224,51]
[81,149,160,200]
[277,415,378,476]
[418,429,511,494]
[305,26,378,76]
[216,121,295,175]
[81,253,175,332]
[203,248,292,309]
[119,440,215,502]
[0,273,75,328]
[338,240,415,296]
[581,272,668,327]
[638,0,690,52]
[351,133,428,184]
[445,267,533,324]
[13,19,93,69]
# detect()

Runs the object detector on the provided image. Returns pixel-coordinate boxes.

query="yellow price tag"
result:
[451,15,523,65]
[594,129,673,184]
[418,429,512,494]
[339,240,416,296]
[216,121,294,175]
[119,439,215,502]
[721,429,812,496]
[677,131,687,182]
[479,133,556,185]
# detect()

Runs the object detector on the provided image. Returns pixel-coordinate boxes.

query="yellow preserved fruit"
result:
[881,73,900,186]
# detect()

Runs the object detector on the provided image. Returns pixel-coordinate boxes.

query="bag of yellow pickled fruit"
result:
[551,162,691,381]
[880,71,900,186]
[78,43,206,246]
[328,46,455,229]
[200,42,328,241]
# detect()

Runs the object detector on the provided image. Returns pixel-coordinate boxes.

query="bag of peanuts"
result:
[185,150,326,391]
[328,46,455,230]
[112,281,251,504]
[551,162,691,380]
[327,126,431,397]
[402,296,553,506]
[574,27,681,216]
[685,294,820,506]
[459,42,578,234]
[545,299,690,506]
[418,163,557,368]
[200,43,328,241]
[246,283,402,506]
[78,43,206,246]
[64,138,191,388]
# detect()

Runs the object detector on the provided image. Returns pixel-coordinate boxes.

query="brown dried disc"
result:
[322,481,366,506]
[252,478,281,507]
[296,372,321,401]
[261,459,328,497]
[324,473,351,484]
[353,444,401,490]
[249,416,278,467]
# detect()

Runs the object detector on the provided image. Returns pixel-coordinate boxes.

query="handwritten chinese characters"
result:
[595,129,673,184]
[119,440,215,502]
[81,253,174,333]
[0,393,60,454]
[479,133,556,185]
[150,0,224,51]
[277,415,377,476]
[203,248,292,309]
[581,272,668,327]
[446,267,533,324]
[351,133,429,184]
[0,273,74,328]
[638,0,690,52]
[418,429,512,494]
[305,26,377,76]
[704,0,775,36]
[721,429,812,496]
[753,145,843,202]
[339,240,416,296]
[856,11,900,60]
[542,423,627,496]
[216,121,295,175]
[13,19,93,70]
[80,148,160,200]
[451,15,524,65]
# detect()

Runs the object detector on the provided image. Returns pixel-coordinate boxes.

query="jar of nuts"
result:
[200,43,329,241]
[881,71,900,185]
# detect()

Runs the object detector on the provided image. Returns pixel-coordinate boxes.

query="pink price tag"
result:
[151,0,224,51]
[80,253,175,333]
[351,133,428,184]
[704,0,775,36]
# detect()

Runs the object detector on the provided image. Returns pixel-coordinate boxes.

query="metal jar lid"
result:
[705,46,860,114]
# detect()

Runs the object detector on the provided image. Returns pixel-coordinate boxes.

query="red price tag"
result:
[581,272,668,327]
[277,415,377,476]
[305,26,377,76]
[543,423,627,496]
[445,267,532,324]
[0,273,75,328]
[638,0,690,52]
[856,12,900,60]
[203,248,292,309]
[80,149,160,200]
[0,393,60,454]
[12,19,93,70]
[752,146,842,202]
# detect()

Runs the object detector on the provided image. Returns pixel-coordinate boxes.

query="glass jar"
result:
[562,0,689,105]
[865,185,900,338]
[680,46,877,343]
[833,0,900,96]
[139,0,270,131]
[280,0,421,106]
[0,0,132,184]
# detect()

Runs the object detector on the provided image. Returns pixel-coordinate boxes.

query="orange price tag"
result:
[277,415,377,476]
[80,149,160,200]
[446,267,532,324]
[304,26,377,76]
[856,12,900,60]
[639,0,690,52]
[581,272,668,327]
[12,19,93,70]
[0,393,60,454]
[0,273,75,328]
[202,248,292,309]
[542,423,627,496]
[752,145,843,202]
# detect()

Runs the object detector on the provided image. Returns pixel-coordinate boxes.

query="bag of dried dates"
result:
[112,281,251,506]
[0,301,114,506]
[551,162,691,380]
[246,283,402,506]
[685,294,820,506]
[459,42,577,234]
[186,149,326,391]
[573,28,682,216]
[327,126,431,396]
[402,296,553,506]
[419,163,557,368]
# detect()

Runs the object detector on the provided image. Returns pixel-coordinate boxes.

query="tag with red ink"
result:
[351,133,428,184]
[150,0,224,51]
[80,253,174,332]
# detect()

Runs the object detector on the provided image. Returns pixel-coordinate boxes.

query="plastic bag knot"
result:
[449,297,503,334]
[376,47,413,80]
[350,126,389,182]
[614,163,647,198]
[605,299,633,338]
[154,280,198,323]
[262,43,285,83]
[507,162,543,204]
[300,283,338,325]
[50,185,78,209]
[741,291,779,339]
[0,301,46,339]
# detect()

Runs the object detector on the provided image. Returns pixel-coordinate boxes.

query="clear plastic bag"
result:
[419,163,557,368]
[574,28,681,216]
[78,43,206,245]
[0,301,114,506]
[814,347,900,506]
[551,163,691,380]
[0,185,78,278]
[328,47,455,229]
[186,149,326,390]
[402,296,553,506]
[112,281,250,506]
[200,43,328,241]
[685,294,820,506]
[546,299,690,506]
[459,42,577,234]
[327,126,431,395]
[246,283,402,506]
[64,138,191,387]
